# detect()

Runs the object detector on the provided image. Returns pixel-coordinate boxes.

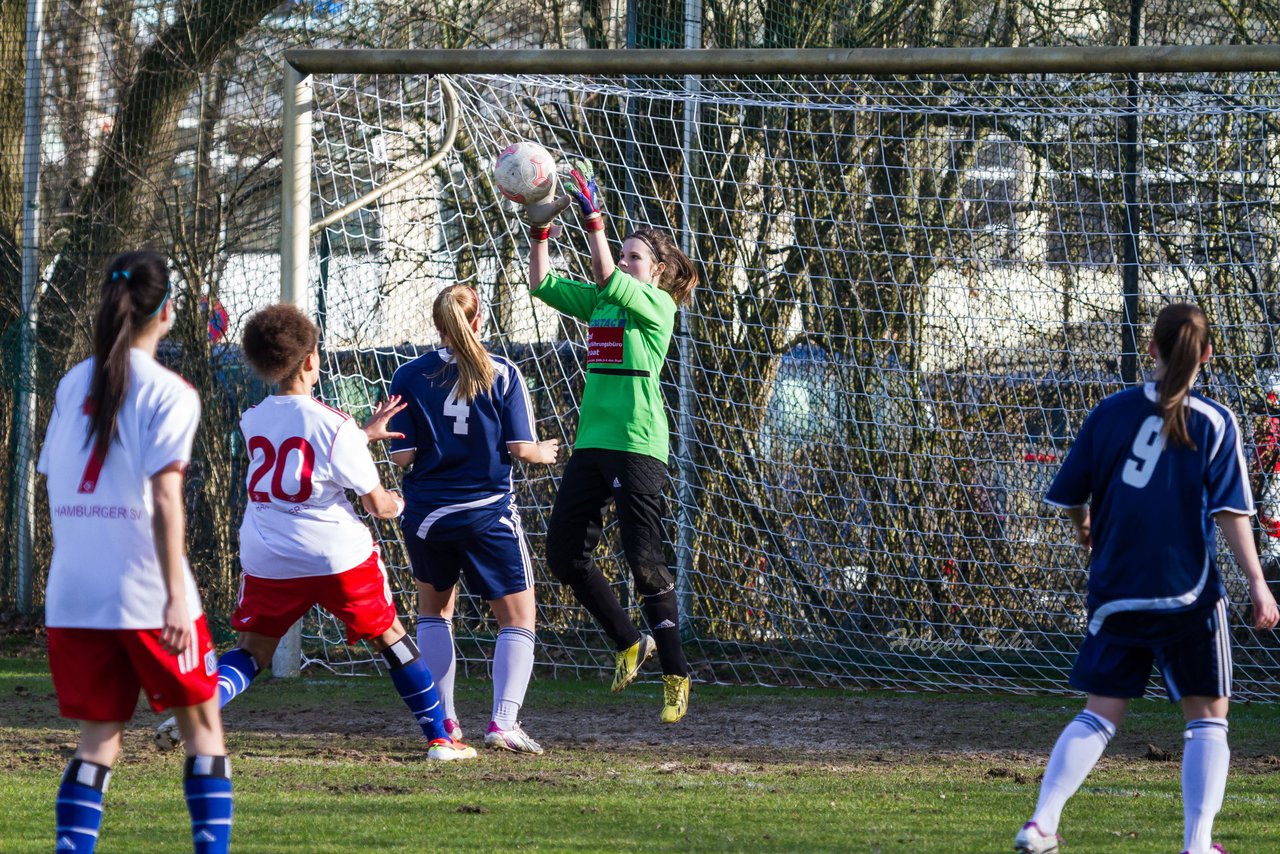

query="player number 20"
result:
[1121,415,1165,489]
[247,436,316,503]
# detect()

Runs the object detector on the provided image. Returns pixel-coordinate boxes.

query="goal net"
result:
[285,57,1280,697]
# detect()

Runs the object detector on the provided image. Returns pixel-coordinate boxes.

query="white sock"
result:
[492,626,536,730]
[1183,717,1229,854]
[1030,709,1116,835]
[415,616,457,722]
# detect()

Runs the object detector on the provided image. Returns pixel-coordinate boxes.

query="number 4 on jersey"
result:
[444,382,470,435]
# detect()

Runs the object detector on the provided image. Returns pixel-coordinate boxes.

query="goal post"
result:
[278,46,1280,696]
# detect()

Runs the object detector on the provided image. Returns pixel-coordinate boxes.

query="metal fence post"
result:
[272,62,313,677]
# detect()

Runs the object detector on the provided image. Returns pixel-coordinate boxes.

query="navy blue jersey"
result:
[388,348,536,536]
[1046,382,1253,644]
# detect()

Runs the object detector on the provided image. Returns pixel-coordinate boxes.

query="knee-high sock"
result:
[1183,717,1230,854]
[416,616,457,722]
[1030,709,1116,835]
[56,758,110,853]
[215,648,260,708]
[569,567,641,651]
[382,635,449,742]
[492,626,536,729]
[642,590,690,677]
[184,755,233,854]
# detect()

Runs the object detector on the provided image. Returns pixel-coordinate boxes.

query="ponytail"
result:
[88,251,171,460]
[432,285,494,402]
[1151,302,1210,449]
[628,227,698,307]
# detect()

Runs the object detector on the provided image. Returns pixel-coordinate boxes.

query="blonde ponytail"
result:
[432,285,495,402]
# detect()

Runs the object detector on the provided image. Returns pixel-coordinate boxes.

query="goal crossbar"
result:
[285,45,1280,77]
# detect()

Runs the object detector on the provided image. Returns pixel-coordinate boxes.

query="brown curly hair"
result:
[242,304,319,385]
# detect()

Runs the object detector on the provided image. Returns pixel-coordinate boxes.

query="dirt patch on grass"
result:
[5,665,1277,777]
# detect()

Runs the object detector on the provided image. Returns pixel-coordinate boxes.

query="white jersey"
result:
[39,350,203,629]
[237,395,382,579]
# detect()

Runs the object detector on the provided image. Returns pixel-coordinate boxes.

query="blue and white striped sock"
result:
[383,635,449,742]
[492,626,536,729]
[1183,717,1229,854]
[56,758,110,852]
[1030,709,1116,836]
[184,755,233,854]
[416,615,457,722]
[215,648,260,708]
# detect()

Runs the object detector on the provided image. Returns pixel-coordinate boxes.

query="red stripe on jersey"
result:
[308,397,352,420]
[79,446,107,494]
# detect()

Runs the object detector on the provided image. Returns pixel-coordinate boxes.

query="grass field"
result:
[3,655,1280,852]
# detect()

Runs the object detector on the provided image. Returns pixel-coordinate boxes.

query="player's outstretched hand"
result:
[364,395,407,443]
[1249,577,1279,630]
[526,172,572,228]
[160,596,192,655]
[536,438,560,464]
[568,160,602,218]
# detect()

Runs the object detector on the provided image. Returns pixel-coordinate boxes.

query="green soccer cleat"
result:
[611,634,655,694]
[660,674,691,724]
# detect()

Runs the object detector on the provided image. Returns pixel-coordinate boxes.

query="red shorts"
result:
[231,550,397,644]
[47,616,218,720]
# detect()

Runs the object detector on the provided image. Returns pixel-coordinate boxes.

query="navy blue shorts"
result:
[1069,599,1232,701]
[404,503,534,602]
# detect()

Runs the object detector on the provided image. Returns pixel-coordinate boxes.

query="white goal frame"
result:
[275,45,1280,680]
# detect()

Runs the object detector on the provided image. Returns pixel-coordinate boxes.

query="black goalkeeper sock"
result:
[569,569,642,652]
[642,590,690,677]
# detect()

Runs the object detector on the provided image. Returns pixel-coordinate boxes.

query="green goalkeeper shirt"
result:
[533,268,676,462]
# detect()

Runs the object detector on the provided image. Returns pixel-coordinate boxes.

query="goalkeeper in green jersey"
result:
[525,161,696,724]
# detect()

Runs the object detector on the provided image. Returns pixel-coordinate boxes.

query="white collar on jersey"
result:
[1143,381,1194,404]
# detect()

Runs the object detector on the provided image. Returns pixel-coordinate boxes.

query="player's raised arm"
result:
[563,160,616,286]
[524,173,571,290]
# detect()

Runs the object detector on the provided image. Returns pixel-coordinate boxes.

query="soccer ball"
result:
[493,142,556,204]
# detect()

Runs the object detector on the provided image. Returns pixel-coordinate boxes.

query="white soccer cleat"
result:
[153,716,182,751]
[427,737,477,762]
[444,718,463,742]
[483,722,545,755]
[1014,821,1060,854]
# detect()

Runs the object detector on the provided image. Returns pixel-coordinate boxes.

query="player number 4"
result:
[444,382,470,435]
[1121,415,1165,489]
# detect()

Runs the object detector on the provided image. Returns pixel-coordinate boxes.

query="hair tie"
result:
[111,269,131,281]
[145,279,171,319]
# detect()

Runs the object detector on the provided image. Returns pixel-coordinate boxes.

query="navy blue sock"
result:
[184,755,233,854]
[56,758,110,852]
[215,648,260,708]
[382,636,449,741]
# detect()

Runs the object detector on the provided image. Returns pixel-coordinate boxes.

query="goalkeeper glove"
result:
[525,173,572,242]
[568,160,604,219]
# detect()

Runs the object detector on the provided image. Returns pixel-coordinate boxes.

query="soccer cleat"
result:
[154,716,182,751]
[484,722,545,755]
[426,737,477,762]
[444,718,463,742]
[611,634,655,694]
[660,674,691,724]
[1181,846,1229,854]
[1014,821,1060,854]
